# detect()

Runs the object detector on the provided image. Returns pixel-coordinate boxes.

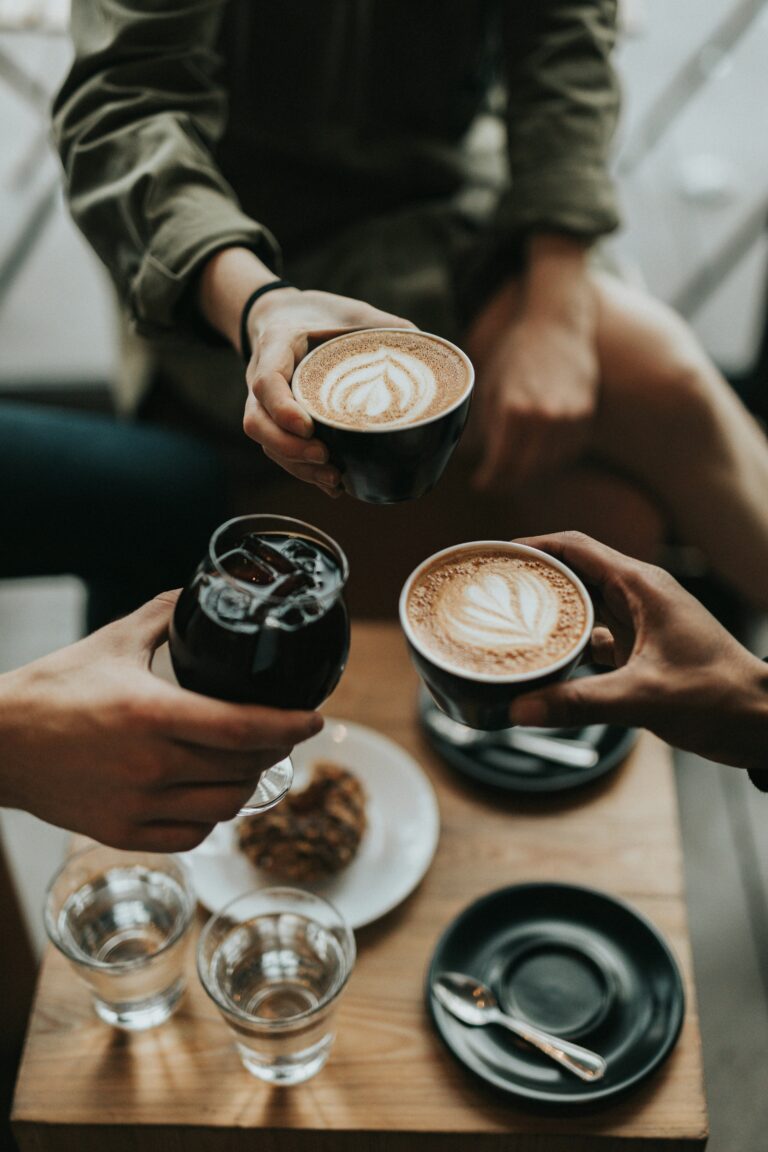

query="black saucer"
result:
[419,666,636,794]
[427,883,685,1106]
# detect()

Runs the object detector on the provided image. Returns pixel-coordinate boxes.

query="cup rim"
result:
[291,328,475,434]
[398,540,595,685]
[196,886,357,1028]
[43,846,195,972]
[208,514,349,607]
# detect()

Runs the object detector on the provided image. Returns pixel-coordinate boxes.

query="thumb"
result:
[110,590,181,657]
[509,668,640,730]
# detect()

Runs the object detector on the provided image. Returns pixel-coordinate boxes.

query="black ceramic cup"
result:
[399,541,594,730]
[291,329,474,504]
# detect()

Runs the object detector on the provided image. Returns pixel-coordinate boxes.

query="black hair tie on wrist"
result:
[239,279,294,364]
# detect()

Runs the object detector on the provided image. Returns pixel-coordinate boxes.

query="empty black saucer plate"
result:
[427,883,685,1106]
[419,667,636,794]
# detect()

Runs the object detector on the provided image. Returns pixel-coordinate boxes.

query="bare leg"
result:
[463,279,665,564]
[591,272,768,609]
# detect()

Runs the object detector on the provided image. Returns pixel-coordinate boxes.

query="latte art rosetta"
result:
[447,571,560,649]
[406,549,589,678]
[319,347,437,425]
[293,330,471,433]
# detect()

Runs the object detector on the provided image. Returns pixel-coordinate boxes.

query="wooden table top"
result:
[12,622,708,1152]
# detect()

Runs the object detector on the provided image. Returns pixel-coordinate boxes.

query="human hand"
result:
[508,532,768,772]
[0,592,323,851]
[243,287,416,496]
[468,236,598,492]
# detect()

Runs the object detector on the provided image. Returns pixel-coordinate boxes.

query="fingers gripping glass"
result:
[169,515,350,813]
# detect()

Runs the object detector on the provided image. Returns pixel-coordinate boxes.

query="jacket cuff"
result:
[495,167,621,241]
[129,208,282,345]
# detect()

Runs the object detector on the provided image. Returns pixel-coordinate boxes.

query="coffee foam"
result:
[293,330,470,430]
[407,549,588,677]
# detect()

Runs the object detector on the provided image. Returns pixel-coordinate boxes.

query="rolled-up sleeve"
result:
[53,0,281,341]
[498,0,621,242]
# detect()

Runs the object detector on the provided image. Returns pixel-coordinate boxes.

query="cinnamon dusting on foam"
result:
[407,549,588,676]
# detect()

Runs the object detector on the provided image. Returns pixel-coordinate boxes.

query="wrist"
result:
[522,233,593,325]
[197,246,278,350]
[0,670,29,809]
[246,281,302,339]
[743,655,768,779]
[240,280,298,363]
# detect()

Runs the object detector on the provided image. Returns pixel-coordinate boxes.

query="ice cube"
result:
[299,601,323,621]
[274,605,305,630]
[281,538,319,570]
[269,571,314,601]
[240,534,296,575]
[208,583,252,623]
[222,547,275,586]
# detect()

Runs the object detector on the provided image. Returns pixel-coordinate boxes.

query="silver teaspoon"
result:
[433,972,607,1082]
[423,705,600,769]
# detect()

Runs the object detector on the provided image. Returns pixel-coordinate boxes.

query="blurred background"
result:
[0,2,766,1148]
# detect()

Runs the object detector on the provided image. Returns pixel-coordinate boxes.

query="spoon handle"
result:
[506,731,599,768]
[491,1010,607,1082]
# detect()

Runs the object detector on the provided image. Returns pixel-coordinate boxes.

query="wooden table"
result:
[12,623,708,1151]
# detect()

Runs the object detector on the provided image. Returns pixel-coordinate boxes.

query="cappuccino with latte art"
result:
[293,330,470,430]
[400,542,593,729]
[407,550,587,677]
[292,329,474,504]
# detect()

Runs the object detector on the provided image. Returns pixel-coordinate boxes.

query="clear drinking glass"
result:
[169,514,350,813]
[197,888,356,1085]
[44,846,196,1031]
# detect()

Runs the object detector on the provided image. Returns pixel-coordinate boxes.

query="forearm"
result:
[197,248,280,353]
[53,0,280,340]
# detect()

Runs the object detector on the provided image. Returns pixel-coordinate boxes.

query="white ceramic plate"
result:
[185,718,440,929]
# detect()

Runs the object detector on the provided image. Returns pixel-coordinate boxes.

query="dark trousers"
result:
[0,402,227,632]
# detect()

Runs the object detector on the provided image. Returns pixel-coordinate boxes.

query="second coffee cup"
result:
[291,328,474,503]
[399,541,594,730]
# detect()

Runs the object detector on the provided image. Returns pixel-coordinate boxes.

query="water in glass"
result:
[56,864,191,1029]
[210,912,346,1084]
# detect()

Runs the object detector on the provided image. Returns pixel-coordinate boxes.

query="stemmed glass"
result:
[169,514,349,812]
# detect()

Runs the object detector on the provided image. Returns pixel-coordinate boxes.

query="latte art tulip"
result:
[320,347,437,425]
[446,571,560,649]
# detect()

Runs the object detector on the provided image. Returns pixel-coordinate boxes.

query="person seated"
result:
[509,532,768,786]
[0,402,227,631]
[52,1,768,610]
[0,591,322,850]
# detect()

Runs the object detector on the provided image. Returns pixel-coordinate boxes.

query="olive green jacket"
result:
[53,0,620,353]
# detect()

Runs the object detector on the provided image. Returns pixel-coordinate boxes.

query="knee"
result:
[644,334,722,442]
[596,274,722,434]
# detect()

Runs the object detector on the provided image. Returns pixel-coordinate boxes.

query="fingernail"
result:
[509,697,548,726]
[320,469,340,486]
[308,714,324,734]
[306,445,328,464]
